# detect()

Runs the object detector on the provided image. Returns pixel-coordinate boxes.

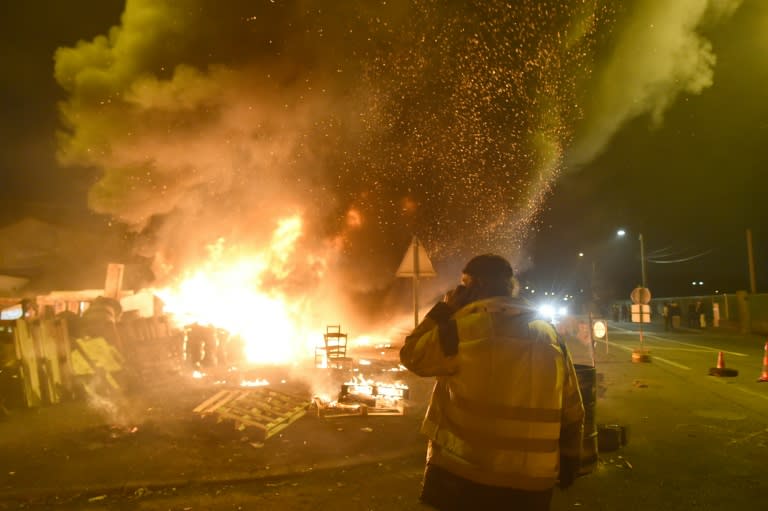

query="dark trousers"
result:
[420,464,553,511]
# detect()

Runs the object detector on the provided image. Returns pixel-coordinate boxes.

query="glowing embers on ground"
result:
[190,365,277,388]
[156,215,327,366]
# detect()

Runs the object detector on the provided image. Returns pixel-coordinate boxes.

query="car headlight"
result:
[539,304,555,319]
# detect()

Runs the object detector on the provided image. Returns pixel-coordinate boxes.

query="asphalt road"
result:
[1,322,767,510]
[559,322,768,510]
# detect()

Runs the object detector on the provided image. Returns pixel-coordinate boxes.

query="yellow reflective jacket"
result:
[400,296,584,491]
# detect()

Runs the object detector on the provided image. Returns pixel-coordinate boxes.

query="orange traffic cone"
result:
[758,341,768,383]
[709,351,738,377]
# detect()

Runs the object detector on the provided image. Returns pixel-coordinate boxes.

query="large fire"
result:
[155,215,327,365]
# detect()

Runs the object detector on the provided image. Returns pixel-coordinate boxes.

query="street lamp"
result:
[618,228,651,363]
[639,233,647,289]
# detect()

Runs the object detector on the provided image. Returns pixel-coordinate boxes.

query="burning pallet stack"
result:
[314,376,409,418]
[192,322,411,438]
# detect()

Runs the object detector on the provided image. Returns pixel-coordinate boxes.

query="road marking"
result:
[605,340,691,370]
[708,376,768,403]
[648,355,691,370]
[644,335,748,357]
[643,347,715,353]
[727,427,768,445]
[609,326,748,357]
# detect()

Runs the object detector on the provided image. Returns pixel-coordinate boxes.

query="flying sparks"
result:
[54,1,612,282]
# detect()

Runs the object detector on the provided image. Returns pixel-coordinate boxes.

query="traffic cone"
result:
[709,351,738,377]
[758,341,768,383]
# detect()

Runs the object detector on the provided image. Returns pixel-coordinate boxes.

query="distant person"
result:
[687,303,697,328]
[81,296,124,352]
[21,298,39,320]
[662,302,671,331]
[695,301,706,328]
[671,302,681,329]
[400,254,585,511]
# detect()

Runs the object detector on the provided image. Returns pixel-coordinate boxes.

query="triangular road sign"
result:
[396,237,436,277]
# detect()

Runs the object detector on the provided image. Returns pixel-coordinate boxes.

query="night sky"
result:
[1,0,767,307]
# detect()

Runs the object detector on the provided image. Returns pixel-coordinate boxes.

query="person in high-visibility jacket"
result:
[400,254,585,511]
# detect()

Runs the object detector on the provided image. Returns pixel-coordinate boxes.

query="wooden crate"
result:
[194,387,310,441]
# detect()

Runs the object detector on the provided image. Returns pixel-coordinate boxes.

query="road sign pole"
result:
[630,286,652,363]
[413,238,420,328]
[588,313,596,367]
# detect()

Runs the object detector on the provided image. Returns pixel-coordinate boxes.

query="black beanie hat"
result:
[462,254,513,281]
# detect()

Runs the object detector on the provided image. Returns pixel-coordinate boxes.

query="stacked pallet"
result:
[193,387,311,441]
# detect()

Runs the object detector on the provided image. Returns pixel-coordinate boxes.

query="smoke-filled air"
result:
[53,0,741,334]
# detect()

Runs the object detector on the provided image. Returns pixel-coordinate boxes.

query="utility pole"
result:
[412,237,421,327]
[639,233,647,289]
[746,228,757,294]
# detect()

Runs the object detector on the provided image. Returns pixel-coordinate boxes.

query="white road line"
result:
[648,355,691,371]
[727,427,768,445]
[609,326,748,357]
[642,347,715,353]
[606,341,634,354]
[644,334,749,357]
[708,377,768,403]
[605,340,691,370]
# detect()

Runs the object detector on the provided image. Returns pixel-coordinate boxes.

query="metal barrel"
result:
[574,363,598,475]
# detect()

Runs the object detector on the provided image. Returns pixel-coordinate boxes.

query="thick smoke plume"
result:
[568,0,743,166]
[55,1,608,299]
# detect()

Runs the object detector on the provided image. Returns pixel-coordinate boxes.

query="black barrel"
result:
[574,363,598,475]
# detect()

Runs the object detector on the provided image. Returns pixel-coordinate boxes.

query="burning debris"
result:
[192,356,410,440]
[313,374,409,418]
[190,367,272,388]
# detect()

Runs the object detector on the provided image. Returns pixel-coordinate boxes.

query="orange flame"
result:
[344,373,408,396]
[156,214,326,365]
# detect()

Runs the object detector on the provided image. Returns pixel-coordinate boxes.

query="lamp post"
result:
[617,229,647,289]
[639,232,647,289]
[618,228,651,362]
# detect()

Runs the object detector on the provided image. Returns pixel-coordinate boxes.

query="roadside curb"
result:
[0,446,425,503]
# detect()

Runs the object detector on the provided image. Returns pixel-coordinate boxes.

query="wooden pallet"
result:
[194,387,310,441]
[341,383,409,401]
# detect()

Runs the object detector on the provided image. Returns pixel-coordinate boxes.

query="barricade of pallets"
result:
[193,387,311,441]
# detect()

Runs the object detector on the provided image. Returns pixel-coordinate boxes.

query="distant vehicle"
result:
[537,303,569,323]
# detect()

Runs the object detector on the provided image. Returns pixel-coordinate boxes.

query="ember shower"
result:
[54,1,609,298]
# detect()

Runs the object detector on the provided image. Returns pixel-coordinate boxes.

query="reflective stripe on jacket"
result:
[400,296,585,491]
